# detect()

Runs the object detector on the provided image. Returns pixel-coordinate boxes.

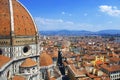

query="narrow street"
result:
[62,75,69,80]
[59,66,69,80]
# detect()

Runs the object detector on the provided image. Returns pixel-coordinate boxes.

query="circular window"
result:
[23,46,30,53]
[0,49,2,55]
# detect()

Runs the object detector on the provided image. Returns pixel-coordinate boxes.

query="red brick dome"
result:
[0,0,37,36]
[40,51,53,66]
[13,75,25,80]
[20,58,37,68]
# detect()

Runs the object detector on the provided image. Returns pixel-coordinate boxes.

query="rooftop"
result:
[40,51,53,66]
[20,58,37,68]
[0,55,11,68]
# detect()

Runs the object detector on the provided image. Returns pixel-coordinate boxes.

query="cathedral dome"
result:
[0,0,37,36]
[20,58,37,68]
[12,75,25,80]
[40,52,53,66]
[0,55,11,68]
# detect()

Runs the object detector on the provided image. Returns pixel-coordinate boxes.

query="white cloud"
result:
[34,17,101,31]
[35,17,75,30]
[69,14,72,16]
[61,12,65,15]
[99,5,120,16]
[84,13,88,16]
[35,17,63,25]
[61,11,72,16]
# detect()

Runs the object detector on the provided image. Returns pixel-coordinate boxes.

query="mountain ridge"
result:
[39,29,120,36]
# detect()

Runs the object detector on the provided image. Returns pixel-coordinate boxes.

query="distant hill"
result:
[39,30,120,36]
[40,30,93,36]
[97,30,120,34]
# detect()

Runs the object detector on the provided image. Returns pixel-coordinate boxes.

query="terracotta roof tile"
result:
[12,75,25,80]
[0,0,37,36]
[12,0,36,36]
[110,57,120,62]
[0,55,11,68]
[101,64,120,72]
[63,61,68,66]
[94,78,101,80]
[20,58,37,67]
[0,0,10,36]
[95,60,103,65]
[50,77,56,80]
[69,64,85,76]
[67,59,74,64]
[49,50,58,58]
[40,52,53,66]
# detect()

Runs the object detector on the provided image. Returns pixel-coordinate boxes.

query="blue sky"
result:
[20,0,120,31]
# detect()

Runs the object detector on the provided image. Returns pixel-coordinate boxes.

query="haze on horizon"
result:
[20,0,120,31]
